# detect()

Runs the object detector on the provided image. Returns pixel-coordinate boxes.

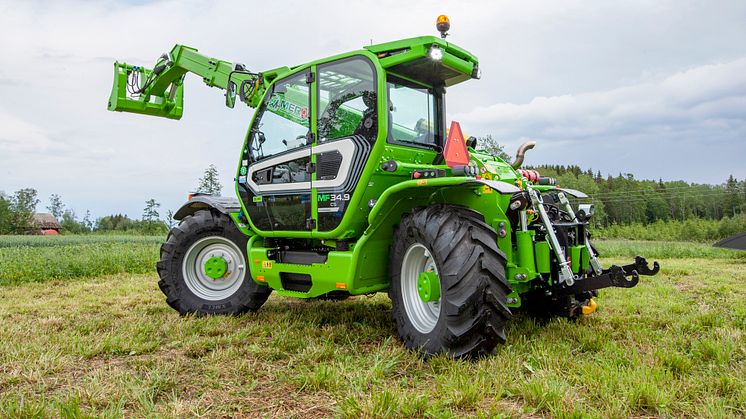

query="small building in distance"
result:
[31,213,61,235]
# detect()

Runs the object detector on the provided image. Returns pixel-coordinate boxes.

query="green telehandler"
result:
[108,16,659,357]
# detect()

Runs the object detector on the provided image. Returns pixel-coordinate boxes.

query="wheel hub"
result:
[417,270,440,302]
[204,256,228,279]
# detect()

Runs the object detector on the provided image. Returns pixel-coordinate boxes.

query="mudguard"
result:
[173,194,241,220]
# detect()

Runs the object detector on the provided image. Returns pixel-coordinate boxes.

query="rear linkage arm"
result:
[549,256,660,297]
[527,186,660,296]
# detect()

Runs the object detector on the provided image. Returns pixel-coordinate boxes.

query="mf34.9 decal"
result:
[317,193,350,213]
[318,193,351,205]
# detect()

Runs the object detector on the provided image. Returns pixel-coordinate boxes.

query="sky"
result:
[0,0,744,220]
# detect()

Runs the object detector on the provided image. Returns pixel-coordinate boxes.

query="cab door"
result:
[313,57,378,233]
[239,69,315,233]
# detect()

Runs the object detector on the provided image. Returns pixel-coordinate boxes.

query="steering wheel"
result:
[318,91,376,139]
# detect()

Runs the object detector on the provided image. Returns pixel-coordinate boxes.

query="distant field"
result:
[0,236,744,417]
[0,235,161,286]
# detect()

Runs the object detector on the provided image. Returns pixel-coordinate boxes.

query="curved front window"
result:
[249,71,310,162]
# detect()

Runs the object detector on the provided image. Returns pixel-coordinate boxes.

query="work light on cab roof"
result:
[106,18,660,359]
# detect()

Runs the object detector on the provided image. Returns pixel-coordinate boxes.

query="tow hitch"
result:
[550,256,660,296]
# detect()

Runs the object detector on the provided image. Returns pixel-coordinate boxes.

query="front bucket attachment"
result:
[107,62,184,120]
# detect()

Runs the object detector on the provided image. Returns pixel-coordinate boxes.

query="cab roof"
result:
[365,36,479,87]
[269,36,480,88]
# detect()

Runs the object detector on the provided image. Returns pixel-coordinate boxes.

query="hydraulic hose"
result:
[512,141,536,169]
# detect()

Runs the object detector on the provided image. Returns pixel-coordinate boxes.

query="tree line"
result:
[476,135,745,227]
[0,189,170,235]
[526,164,746,227]
[0,165,223,235]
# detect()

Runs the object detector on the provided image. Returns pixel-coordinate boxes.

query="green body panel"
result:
[581,246,591,271]
[516,231,536,272]
[535,241,551,273]
[570,246,582,273]
[229,212,253,236]
[108,35,604,306]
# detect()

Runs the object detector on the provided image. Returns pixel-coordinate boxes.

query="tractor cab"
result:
[237,35,480,237]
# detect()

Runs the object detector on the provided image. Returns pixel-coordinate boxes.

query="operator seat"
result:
[354,92,377,141]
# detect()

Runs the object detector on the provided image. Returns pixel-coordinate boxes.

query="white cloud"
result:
[455,58,746,139]
[453,58,746,182]
[0,112,65,154]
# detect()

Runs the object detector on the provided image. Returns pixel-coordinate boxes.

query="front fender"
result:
[173,195,242,220]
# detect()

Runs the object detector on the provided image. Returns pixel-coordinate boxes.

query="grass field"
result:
[0,236,744,417]
[0,236,160,286]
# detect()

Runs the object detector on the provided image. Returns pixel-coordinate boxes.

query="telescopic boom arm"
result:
[107,44,265,120]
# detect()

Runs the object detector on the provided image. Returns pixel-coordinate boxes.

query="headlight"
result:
[577,204,595,221]
[429,45,443,61]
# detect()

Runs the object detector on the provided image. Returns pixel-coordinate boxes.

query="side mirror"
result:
[225,81,236,108]
[466,136,477,149]
[257,131,266,145]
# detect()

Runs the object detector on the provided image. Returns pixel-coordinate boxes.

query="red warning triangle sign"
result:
[443,120,470,167]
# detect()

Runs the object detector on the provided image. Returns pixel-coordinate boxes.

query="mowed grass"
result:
[0,236,161,286]
[0,237,744,417]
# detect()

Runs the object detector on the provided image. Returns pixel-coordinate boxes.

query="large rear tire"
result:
[389,205,512,357]
[157,210,271,315]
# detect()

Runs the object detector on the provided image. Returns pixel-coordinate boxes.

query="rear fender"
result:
[366,177,519,235]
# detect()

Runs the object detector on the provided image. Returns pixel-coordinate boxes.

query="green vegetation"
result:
[595,239,746,260]
[528,165,746,228]
[195,164,223,196]
[0,252,743,417]
[596,213,746,242]
[0,188,169,235]
[0,236,160,286]
[0,188,39,234]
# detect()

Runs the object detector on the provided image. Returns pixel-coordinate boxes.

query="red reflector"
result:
[444,121,470,167]
[187,193,195,200]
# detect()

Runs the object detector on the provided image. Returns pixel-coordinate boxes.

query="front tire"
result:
[157,210,271,315]
[389,205,512,357]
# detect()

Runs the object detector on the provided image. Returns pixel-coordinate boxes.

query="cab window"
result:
[250,71,310,161]
[387,77,439,147]
[317,57,377,143]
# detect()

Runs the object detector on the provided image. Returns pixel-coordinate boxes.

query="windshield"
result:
[250,72,310,161]
[387,77,438,147]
